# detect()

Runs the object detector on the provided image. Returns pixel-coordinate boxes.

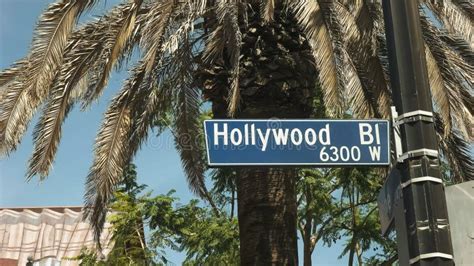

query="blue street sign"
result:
[203,119,390,166]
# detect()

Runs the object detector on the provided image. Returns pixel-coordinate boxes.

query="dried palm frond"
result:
[359,0,385,56]
[355,0,371,29]
[0,81,27,155]
[0,60,28,111]
[141,1,177,74]
[84,55,166,240]
[130,1,211,197]
[425,48,452,138]
[170,41,219,214]
[440,32,474,66]
[288,0,343,117]
[315,2,359,117]
[0,59,28,89]
[165,0,212,196]
[421,15,473,140]
[325,2,391,118]
[84,68,142,241]
[203,1,242,117]
[0,0,94,155]
[435,114,474,182]
[26,0,95,98]
[260,0,276,23]
[27,24,104,179]
[341,50,375,119]
[172,40,208,198]
[340,0,363,18]
[128,57,189,158]
[203,1,240,64]
[424,0,474,47]
[451,0,474,21]
[161,2,211,196]
[126,0,179,154]
[82,1,143,107]
[84,1,212,239]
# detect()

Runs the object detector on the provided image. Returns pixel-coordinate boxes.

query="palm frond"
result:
[341,50,375,119]
[203,1,242,117]
[203,1,240,64]
[27,0,94,98]
[173,42,208,198]
[288,0,343,117]
[140,1,176,74]
[435,114,474,182]
[261,0,276,23]
[131,0,209,160]
[316,2,361,117]
[359,0,385,55]
[227,8,242,117]
[126,1,179,155]
[424,0,474,47]
[0,0,93,155]
[129,59,179,157]
[440,31,474,66]
[326,2,391,118]
[0,81,30,155]
[84,69,142,241]
[421,15,473,140]
[0,60,28,113]
[0,59,28,89]
[340,0,363,17]
[82,1,143,107]
[84,1,211,239]
[27,24,104,179]
[425,47,452,138]
[451,0,474,21]
[135,0,210,197]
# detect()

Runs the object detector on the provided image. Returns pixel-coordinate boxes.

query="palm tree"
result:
[0,0,472,264]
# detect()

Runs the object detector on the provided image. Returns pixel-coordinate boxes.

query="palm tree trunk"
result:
[348,247,355,266]
[200,5,318,265]
[303,225,313,266]
[237,168,298,265]
[356,242,363,265]
[303,185,314,266]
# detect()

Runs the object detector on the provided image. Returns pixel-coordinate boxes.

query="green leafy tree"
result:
[297,168,337,266]
[319,168,397,265]
[75,164,239,265]
[71,164,158,265]
[1,0,472,264]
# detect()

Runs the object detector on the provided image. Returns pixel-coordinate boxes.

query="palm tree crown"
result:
[0,0,472,239]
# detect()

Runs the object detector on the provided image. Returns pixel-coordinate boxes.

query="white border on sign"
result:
[203,119,391,167]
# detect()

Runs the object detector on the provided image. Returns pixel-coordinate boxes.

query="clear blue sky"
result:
[0,1,349,264]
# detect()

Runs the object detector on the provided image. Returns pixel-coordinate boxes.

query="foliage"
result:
[74,163,239,265]
[295,167,397,265]
[321,168,397,265]
[146,197,239,265]
[297,168,336,260]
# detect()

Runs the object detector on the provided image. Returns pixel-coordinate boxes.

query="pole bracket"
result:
[394,110,434,127]
[401,176,443,188]
[409,252,453,264]
[397,148,438,163]
[391,107,403,160]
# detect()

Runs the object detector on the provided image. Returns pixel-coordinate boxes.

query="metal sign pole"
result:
[381,0,454,265]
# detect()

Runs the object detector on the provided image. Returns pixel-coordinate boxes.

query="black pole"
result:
[381,0,454,265]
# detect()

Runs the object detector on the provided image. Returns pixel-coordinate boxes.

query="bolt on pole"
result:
[381,0,454,265]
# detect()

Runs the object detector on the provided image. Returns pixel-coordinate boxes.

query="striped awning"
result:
[0,207,112,265]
